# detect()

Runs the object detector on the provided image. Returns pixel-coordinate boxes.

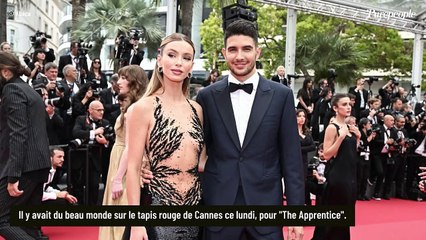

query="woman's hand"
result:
[349,125,361,139]
[130,226,148,240]
[111,178,123,200]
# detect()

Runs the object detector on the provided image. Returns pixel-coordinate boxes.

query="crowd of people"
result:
[1,18,425,240]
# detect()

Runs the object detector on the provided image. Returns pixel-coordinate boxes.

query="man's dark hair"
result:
[224,19,258,46]
[49,146,64,157]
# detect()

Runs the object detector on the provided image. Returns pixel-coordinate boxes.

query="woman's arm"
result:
[111,113,130,200]
[126,99,151,240]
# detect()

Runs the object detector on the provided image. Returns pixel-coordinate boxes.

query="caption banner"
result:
[11,206,354,227]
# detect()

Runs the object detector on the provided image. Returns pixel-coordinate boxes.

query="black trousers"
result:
[0,174,45,240]
[357,157,370,197]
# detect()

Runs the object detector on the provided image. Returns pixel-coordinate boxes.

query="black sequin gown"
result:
[145,97,204,240]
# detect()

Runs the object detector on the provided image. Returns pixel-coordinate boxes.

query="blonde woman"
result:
[125,33,203,240]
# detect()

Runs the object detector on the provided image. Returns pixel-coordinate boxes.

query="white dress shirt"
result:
[42,168,59,201]
[229,73,259,147]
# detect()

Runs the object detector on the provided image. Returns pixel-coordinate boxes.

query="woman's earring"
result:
[187,72,192,79]
[158,66,163,73]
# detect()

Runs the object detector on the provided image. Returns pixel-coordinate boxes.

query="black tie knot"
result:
[229,82,253,94]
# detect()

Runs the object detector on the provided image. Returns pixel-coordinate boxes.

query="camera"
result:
[30,31,51,49]
[367,124,381,135]
[56,80,65,93]
[44,97,60,107]
[367,76,379,85]
[77,41,93,58]
[69,138,83,149]
[391,77,400,86]
[115,28,145,66]
[287,74,299,79]
[32,73,48,86]
[328,68,337,80]
[103,124,115,141]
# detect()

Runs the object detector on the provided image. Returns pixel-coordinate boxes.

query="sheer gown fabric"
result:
[144,96,204,240]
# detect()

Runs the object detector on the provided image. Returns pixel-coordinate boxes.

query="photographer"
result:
[33,83,64,146]
[414,92,426,116]
[71,82,99,121]
[392,115,412,199]
[29,31,55,64]
[87,58,107,90]
[348,78,369,120]
[370,114,398,200]
[360,97,383,125]
[271,65,289,86]
[406,122,426,200]
[388,97,404,116]
[312,78,328,105]
[357,118,376,200]
[379,79,399,109]
[311,86,332,142]
[115,33,144,67]
[58,42,89,83]
[71,100,111,205]
[28,49,46,80]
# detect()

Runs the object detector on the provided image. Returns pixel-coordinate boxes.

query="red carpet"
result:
[2,199,425,239]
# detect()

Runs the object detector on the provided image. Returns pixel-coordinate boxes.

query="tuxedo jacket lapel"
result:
[242,77,273,150]
[213,79,241,150]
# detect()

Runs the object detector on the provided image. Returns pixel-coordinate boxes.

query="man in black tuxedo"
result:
[370,114,398,200]
[58,42,88,83]
[58,64,80,144]
[72,100,110,205]
[196,20,304,240]
[100,73,121,127]
[270,65,290,86]
[99,74,120,185]
[414,92,426,115]
[0,52,51,239]
[348,78,369,120]
[118,38,144,66]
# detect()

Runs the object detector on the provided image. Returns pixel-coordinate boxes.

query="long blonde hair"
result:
[144,33,195,97]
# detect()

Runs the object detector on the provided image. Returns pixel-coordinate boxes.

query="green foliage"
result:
[345,23,412,73]
[296,31,365,85]
[200,9,224,71]
[201,1,415,85]
[255,4,287,78]
[74,0,163,64]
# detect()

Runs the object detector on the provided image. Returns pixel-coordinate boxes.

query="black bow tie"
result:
[229,82,253,94]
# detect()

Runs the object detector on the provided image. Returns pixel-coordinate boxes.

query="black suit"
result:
[271,75,289,86]
[99,88,120,127]
[348,86,369,119]
[57,79,79,144]
[197,75,304,239]
[370,125,398,198]
[0,78,51,239]
[58,54,89,82]
[46,112,64,145]
[99,88,120,184]
[71,115,110,205]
